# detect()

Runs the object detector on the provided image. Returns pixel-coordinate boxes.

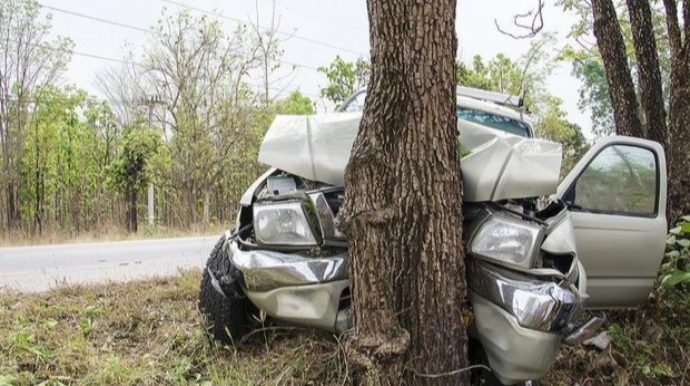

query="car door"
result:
[556,136,667,309]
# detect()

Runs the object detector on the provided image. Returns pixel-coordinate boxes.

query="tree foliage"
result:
[0,1,315,236]
[318,56,370,105]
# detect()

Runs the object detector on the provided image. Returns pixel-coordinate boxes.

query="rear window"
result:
[457,107,531,138]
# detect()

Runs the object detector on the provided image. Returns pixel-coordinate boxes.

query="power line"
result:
[160,0,365,56]
[40,4,159,35]
[69,49,141,67]
[40,3,321,72]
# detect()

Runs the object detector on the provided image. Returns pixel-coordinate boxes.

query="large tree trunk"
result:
[338,0,469,385]
[662,0,690,223]
[592,0,645,138]
[626,0,668,149]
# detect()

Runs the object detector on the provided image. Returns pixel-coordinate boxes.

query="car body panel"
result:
[556,136,667,308]
[258,113,562,202]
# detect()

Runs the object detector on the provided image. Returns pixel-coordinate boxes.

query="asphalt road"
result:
[0,236,219,292]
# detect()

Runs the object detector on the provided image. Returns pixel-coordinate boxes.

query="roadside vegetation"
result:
[0,270,346,386]
[0,223,226,248]
[1,267,688,386]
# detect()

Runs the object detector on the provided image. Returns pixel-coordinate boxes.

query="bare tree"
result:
[94,50,146,127]
[338,0,469,384]
[0,0,71,231]
[495,0,545,39]
[143,9,262,225]
[249,0,289,106]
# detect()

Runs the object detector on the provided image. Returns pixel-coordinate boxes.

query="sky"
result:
[38,0,591,134]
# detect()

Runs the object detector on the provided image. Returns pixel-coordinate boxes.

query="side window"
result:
[566,145,658,216]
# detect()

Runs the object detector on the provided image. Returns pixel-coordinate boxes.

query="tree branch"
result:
[495,0,545,39]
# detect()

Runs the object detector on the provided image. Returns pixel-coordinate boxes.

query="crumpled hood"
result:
[258,113,562,202]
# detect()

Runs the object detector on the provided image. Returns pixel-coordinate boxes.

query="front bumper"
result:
[468,259,584,332]
[227,239,348,292]
[226,239,350,332]
[224,236,590,383]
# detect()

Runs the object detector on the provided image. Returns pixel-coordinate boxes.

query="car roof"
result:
[343,88,534,127]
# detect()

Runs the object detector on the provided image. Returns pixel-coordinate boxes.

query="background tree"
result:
[108,127,161,233]
[317,56,370,105]
[559,0,673,137]
[0,0,71,231]
[338,0,469,384]
[661,0,690,224]
[627,0,668,149]
[576,0,690,222]
[275,90,315,115]
[144,9,262,225]
[591,0,645,138]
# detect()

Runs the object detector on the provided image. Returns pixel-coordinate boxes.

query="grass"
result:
[0,270,346,386]
[545,289,690,386]
[1,271,688,386]
[0,223,228,248]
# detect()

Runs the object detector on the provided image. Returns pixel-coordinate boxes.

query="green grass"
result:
[0,270,346,386]
[1,271,688,385]
[545,289,690,386]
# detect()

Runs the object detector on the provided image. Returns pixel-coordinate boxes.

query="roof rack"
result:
[457,86,524,108]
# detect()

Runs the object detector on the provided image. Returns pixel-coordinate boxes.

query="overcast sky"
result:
[39,0,591,135]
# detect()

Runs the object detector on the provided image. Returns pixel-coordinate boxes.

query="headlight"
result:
[253,201,319,247]
[469,213,544,269]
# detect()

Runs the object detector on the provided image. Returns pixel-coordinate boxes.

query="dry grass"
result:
[1,271,688,386]
[0,223,228,248]
[0,270,347,386]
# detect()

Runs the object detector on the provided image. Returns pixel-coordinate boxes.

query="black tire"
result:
[198,237,251,345]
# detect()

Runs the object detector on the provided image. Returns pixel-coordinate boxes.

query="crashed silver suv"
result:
[198,88,668,386]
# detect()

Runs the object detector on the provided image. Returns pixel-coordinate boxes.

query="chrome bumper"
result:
[468,259,584,332]
[225,239,350,332]
[227,240,348,292]
[224,238,592,382]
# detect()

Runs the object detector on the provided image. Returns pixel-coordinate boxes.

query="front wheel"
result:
[198,237,251,345]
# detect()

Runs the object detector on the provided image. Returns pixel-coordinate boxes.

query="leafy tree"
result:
[571,58,615,136]
[275,91,314,115]
[534,96,590,174]
[558,0,672,138]
[108,128,162,233]
[318,56,370,104]
[457,54,523,97]
[0,0,72,231]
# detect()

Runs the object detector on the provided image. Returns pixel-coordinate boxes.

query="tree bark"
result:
[592,0,645,138]
[338,0,469,385]
[626,0,668,149]
[662,0,690,223]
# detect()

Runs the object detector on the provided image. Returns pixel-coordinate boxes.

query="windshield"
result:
[456,107,531,138]
[340,91,532,138]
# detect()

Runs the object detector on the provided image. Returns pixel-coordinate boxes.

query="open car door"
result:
[556,136,667,309]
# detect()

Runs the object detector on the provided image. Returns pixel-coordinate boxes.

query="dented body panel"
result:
[258,113,562,202]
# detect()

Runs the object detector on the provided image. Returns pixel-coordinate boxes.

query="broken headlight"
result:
[469,213,545,269]
[253,201,319,247]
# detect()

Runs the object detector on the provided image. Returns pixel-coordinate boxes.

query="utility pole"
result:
[140,95,163,227]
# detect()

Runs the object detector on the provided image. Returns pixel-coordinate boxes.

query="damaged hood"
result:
[258,113,562,202]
